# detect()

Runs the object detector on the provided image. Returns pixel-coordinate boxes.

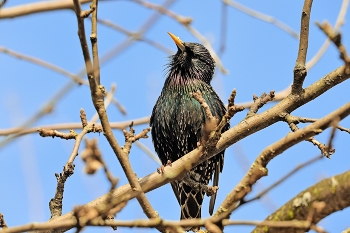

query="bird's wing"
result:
[171,181,181,205]
[209,159,220,215]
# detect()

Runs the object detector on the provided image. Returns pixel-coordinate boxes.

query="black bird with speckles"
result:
[150,32,229,231]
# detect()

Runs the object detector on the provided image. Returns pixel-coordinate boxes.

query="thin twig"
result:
[285,114,334,158]
[134,141,162,166]
[242,154,324,205]
[223,0,299,39]
[0,47,87,85]
[306,0,349,70]
[219,1,228,56]
[0,117,150,137]
[0,216,328,233]
[316,21,350,73]
[0,81,77,148]
[38,66,350,231]
[286,115,350,134]
[131,0,228,74]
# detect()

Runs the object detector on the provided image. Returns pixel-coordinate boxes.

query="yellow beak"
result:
[168,32,185,51]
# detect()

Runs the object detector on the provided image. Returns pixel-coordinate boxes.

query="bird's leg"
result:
[156,160,172,174]
[182,172,219,197]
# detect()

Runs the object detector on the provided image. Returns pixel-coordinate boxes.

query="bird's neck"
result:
[165,73,203,88]
[165,68,212,87]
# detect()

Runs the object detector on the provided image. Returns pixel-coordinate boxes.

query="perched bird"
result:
[150,32,229,231]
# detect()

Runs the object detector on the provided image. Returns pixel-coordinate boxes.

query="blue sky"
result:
[0,0,349,232]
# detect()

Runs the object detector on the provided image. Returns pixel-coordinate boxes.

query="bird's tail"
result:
[171,181,204,232]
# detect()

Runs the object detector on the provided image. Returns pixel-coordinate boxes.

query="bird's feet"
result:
[157,160,172,174]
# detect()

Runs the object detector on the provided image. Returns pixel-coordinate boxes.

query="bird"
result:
[150,32,229,231]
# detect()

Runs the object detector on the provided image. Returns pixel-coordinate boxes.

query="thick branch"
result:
[43,65,350,232]
[212,102,350,222]
[0,0,91,18]
[72,0,160,228]
[253,170,350,233]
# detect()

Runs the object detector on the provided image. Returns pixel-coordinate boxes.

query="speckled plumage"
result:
[150,34,229,227]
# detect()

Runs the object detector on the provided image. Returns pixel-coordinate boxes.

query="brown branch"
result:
[286,115,350,134]
[0,117,150,137]
[37,128,78,139]
[122,122,151,155]
[245,91,275,118]
[223,0,299,39]
[242,154,324,205]
[131,0,227,74]
[81,138,103,175]
[40,65,350,231]
[0,215,329,233]
[285,114,334,158]
[0,81,77,148]
[99,0,175,65]
[71,0,161,230]
[253,170,350,233]
[0,0,91,19]
[316,21,350,73]
[0,46,87,85]
[50,110,93,219]
[326,118,339,155]
[191,89,244,153]
[238,85,291,109]
[131,0,192,25]
[80,138,119,230]
[90,0,100,85]
[306,0,349,70]
[291,0,313,94]
[72,0,94,85]
[212,102,350,222]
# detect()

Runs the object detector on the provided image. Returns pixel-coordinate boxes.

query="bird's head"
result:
[166,32,215,84]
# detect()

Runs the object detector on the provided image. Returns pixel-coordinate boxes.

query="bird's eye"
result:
[185,47,194,56]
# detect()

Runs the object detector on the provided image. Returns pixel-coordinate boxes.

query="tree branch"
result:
[291,0,313,94]
[253,170,350,233]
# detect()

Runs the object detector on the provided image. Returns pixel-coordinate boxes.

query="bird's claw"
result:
[157,165,165,174]
[157,160,172,174]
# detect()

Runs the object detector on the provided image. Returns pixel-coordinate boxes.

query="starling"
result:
[150,32,229,231]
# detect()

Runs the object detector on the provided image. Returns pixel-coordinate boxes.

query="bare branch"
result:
[316,21,350,73]
[0,0,91,19]
[0,117,150,137]
[46,66,350,231]
[223,0,299,39]
[242,154,324,205]
[245,91,275,118]
[0,215,329,233]
[213,102,350,221]
[306,0,349,70]
[0,46,87,85]
[253,170,350,232]
[291,0,313,94]
[285,114,334,158]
